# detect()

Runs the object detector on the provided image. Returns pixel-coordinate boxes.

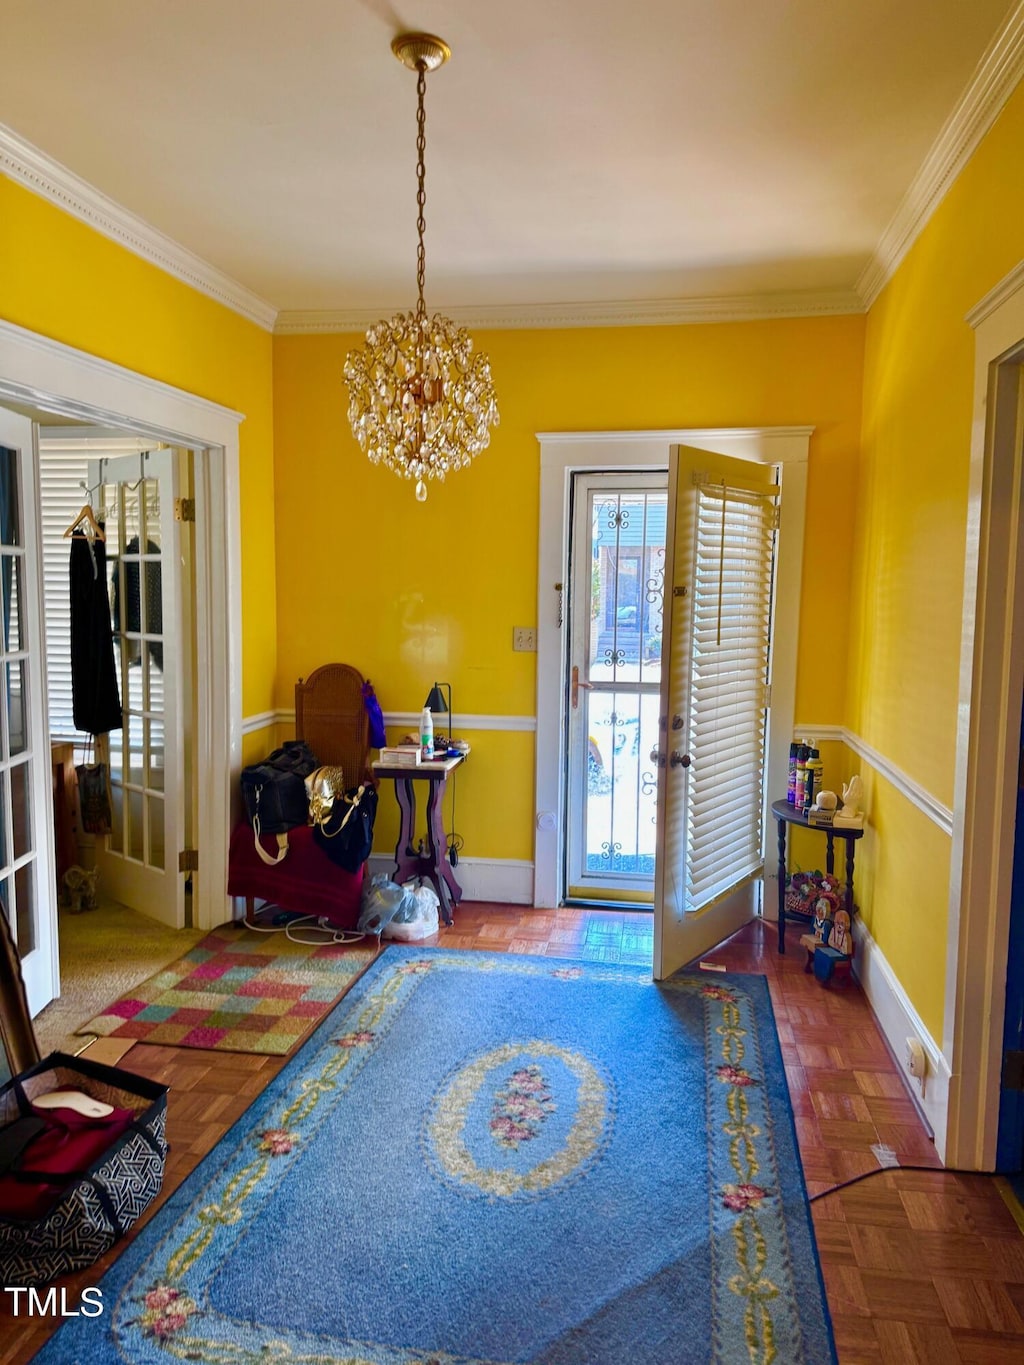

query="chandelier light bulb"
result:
[344,34,499,501]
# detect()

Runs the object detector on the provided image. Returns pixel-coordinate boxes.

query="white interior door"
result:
[654,444,779,979]
[0,407,59,1013]
[92,449,187,929]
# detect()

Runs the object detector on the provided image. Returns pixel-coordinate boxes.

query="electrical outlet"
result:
[905,1037,927,1093]
[513,627,536,652]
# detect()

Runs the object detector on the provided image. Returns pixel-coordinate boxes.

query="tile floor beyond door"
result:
[3,906,1024,1364]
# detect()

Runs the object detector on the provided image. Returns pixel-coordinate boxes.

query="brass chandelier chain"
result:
[415,63,427,318]
[343,31,499,502]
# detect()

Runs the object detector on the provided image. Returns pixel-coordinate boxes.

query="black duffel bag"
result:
[312,783,378,873]
[240,739,319,865]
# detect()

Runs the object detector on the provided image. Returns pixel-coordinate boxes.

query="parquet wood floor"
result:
[3,906,1023,1363]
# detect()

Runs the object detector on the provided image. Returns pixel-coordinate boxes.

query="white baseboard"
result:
[367,854,534,905]
[851,916,950,1160]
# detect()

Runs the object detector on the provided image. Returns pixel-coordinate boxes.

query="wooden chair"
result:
[295,663,372,783]
[227,663,375,928]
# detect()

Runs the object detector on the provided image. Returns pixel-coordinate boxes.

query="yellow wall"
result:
[0,177,278,722]
[274,316,865,861]
[852,79,1024,1039]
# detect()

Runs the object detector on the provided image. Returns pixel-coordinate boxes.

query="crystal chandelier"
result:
[344,33,499,503]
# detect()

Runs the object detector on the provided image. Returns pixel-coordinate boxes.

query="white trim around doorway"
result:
[944,263,1024,1169]
[534,427,812,909]
[0,318,243,934]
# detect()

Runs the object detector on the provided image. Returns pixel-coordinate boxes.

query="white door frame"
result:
[534,428,812,910]
[0,318,244,934]
[944,262,1024,1169]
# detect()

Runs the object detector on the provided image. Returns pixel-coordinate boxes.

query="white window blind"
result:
[39,453,93,743]
[684,477,776,911]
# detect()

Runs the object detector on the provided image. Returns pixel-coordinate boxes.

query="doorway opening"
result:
[534,428,811,975]
[0,316,244,1017]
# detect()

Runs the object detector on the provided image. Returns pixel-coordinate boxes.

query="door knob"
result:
[649,746,666,768]
[669,750,691,769]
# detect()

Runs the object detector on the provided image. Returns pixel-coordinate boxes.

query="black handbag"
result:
[312,783,378,873]
[240,740,319,865]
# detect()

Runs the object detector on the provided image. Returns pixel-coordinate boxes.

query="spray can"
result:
[787,743,799,803]
[806,746,823,808]
[420,706,434,762]
[795,744,810,809]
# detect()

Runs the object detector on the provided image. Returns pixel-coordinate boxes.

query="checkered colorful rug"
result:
[74,926,377,1055]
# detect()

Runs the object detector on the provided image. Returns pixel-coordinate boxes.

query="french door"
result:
[0,408,58,1013]
[92,450,190,929]
[654,444,779,979]
[566,474,667,902]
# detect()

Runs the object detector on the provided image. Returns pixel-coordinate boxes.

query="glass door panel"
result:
[92,449,185,928]
[566,475,667,903]
[0,409,58,1014]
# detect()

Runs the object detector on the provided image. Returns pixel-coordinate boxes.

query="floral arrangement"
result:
[784,869,843,920]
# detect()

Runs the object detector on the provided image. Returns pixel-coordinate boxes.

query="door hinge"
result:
[174,497,196,523]
[1002,1049,1024,1091]
[770,504,781,531]
[763,683,772,709]
[178,848,199,874]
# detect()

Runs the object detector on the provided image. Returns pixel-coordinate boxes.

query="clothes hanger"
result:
[62,504,105,542]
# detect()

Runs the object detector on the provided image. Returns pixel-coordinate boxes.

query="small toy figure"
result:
[811,898,833,943]
[827,908,852,957]
[63,864,99,913]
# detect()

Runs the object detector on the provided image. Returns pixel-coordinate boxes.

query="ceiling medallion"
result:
[344,33,499,502]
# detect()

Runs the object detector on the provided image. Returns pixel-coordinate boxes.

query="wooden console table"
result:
[371,754,465,926]
[771,798,863,953]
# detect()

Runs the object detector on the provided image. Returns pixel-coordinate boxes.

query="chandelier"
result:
[344,33,499,503]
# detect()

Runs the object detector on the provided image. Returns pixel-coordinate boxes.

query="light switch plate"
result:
[513,627,536,652]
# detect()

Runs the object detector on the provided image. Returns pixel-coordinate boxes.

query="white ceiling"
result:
[1,0,1020,322]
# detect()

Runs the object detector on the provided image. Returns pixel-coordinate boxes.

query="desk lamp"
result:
[424,682,452,750]
[424,681,462,866]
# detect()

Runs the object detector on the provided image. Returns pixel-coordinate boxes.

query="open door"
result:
[0,407,59,1014]
[91,449,189,929]
[654,444,779,979]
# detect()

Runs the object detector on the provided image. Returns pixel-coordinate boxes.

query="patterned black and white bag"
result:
[0,1052,168,1287]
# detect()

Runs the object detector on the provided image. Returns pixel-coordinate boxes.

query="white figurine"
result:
[834,775,865,829]
[840,775,864,817]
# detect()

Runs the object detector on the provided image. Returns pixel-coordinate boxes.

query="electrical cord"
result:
[809,1161,1004,1202]
[241,908,373,947]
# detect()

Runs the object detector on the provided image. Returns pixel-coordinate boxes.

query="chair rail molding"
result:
[246,708,537,735]
[795,723,954,836]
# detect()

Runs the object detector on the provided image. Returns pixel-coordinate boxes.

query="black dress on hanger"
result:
[69,530,122,734]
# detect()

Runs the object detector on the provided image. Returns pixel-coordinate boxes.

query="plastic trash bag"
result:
[383,880,440,942]
[357,874,417,936]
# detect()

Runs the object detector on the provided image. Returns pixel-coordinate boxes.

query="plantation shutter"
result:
[683,473,777,911]
[39,452,92,742]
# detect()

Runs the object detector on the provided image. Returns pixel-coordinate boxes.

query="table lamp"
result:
[424,682,452,751]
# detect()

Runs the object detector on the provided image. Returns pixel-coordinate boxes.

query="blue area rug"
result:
[38,948,836,1364]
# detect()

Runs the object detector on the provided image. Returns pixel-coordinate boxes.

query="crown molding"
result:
[966,257,1024,328]
[0,123,278,332]
[857,0,1024,309]
[273,289,865,335]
